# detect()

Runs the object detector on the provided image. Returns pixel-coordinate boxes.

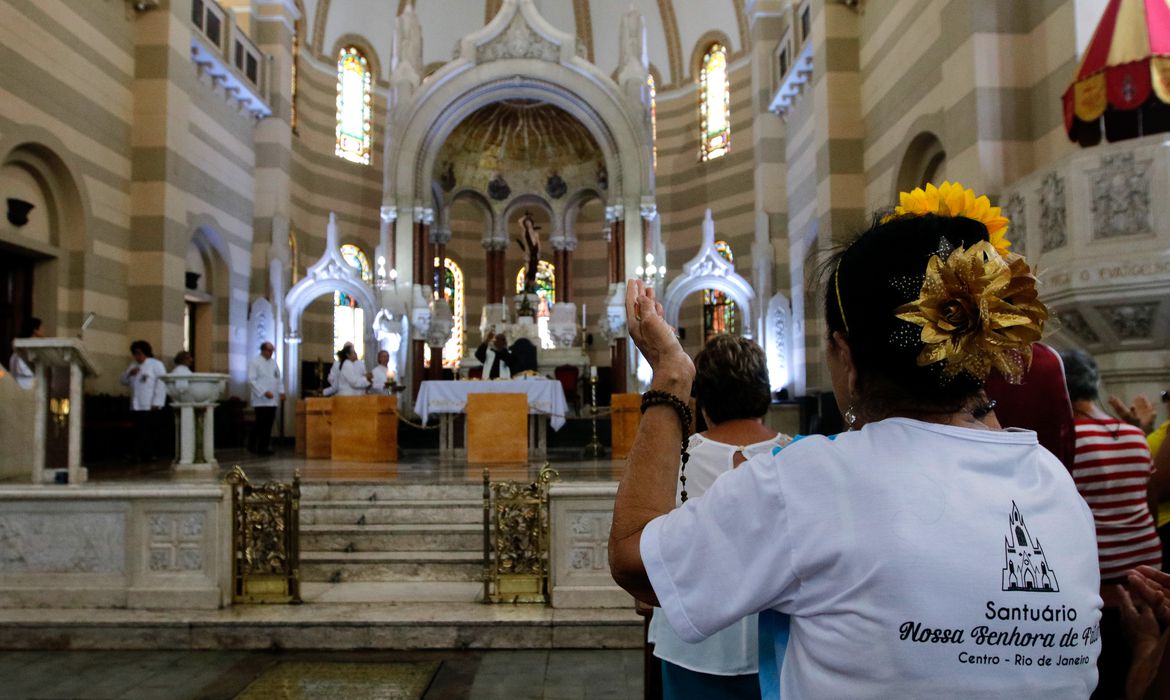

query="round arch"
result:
[388,2,651,287]
[894,131,947,197]
[660,210,754,338]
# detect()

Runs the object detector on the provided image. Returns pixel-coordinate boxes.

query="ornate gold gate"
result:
[483,465,558,603]
[226,465,302,604]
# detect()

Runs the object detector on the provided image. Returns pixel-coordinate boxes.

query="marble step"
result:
[299,499,482,525]
[301,523,483,552]
[0,604,644,650]
[299,482,482,502]
[300,550,484,583]
[299,581,483,604]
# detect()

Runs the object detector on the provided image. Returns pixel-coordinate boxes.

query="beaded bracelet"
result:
[641,390,694,502]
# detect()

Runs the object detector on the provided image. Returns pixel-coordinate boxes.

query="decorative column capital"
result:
[429,226,452,245]
[605,204,625,222]
[639,199,658,221]
[482,238,509,252]
[412,206,435,224]
[380,206,398,223]
[550,234,578,252]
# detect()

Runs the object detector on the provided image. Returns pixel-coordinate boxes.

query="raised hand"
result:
[625,279,694,394]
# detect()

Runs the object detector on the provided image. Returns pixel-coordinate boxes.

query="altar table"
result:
[416,379,569,460]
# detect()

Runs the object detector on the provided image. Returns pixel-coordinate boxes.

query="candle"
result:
[581,303,586,327]
[590,365,598,379]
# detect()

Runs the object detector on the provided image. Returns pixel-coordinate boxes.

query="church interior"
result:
[2,0,1170,696]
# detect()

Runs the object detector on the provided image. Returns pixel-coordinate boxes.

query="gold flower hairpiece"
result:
[894,241,1047,383]
[884,181,1012,257]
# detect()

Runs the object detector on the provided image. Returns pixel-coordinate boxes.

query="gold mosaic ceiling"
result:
[434,100,603,195]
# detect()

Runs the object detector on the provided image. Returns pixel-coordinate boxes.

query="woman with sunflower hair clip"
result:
[610,183,1104,698]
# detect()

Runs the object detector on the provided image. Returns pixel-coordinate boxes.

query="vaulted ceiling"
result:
[301,0,748,89]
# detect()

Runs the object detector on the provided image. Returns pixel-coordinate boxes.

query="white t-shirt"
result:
[369,365,390,394]
[648,432,790,676]
[641,418,1102,699]
[119,357,168,410]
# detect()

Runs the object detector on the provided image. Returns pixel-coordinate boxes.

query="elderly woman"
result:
[610,183,1104,698]
[648,334,790,699]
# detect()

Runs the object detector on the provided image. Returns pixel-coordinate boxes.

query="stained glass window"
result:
[648,74,658,171]
[334,244,371,360]
[335,47,372,164]
[699,43,730,161]
[703,241,736,342]
[516,261,556,349]
[424,257,464,369]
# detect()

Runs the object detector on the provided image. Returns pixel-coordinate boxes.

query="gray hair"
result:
[1059,349,1099,402]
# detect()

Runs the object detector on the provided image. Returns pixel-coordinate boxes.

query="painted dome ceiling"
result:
[302,0,748,88]
[434,100,604,201]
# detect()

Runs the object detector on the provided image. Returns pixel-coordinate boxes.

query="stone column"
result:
[429,223,451,380]
[483,239,507,306]
[551,235,576,303]
[606,206,627,394]
[411,208,433,397]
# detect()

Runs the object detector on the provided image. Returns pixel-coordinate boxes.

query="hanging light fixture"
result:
[635,253,665,287]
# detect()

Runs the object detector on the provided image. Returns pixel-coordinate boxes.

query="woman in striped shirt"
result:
[1061,349,1162,698]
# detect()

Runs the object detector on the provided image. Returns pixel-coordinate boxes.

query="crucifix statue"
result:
[516,210,541,293]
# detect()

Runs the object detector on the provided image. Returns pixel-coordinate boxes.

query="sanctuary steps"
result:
[298,481,485,603]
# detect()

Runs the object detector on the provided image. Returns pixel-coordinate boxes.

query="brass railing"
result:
[226,465,302,604]
[482,465,558,604]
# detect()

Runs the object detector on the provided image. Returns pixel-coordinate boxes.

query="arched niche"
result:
[388,0,651,288]
[0,137,89,347]
[283,213,379,405]
[661,210,754,339]
[895,131,947,196]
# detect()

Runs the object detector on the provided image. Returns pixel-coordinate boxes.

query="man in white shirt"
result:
[369,350,391,394]
[247,342,283,455]
[119,339,168,462]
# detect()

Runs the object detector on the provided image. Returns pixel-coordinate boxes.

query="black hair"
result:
[19,317,42,338]
[823,213,991,418]
[693,334,771,424]
[129,339,153,358]
[1059,349,1099,402]
[337,348,350,365]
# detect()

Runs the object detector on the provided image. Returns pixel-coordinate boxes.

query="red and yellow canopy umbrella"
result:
[1064,0,1170,144]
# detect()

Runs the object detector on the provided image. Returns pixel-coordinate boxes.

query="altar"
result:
[416,379,568,461]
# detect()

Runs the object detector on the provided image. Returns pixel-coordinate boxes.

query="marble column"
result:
[429,224,452,380]
[551,235,576,303]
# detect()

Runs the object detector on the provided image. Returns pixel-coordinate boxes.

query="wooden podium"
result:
[305,397,333,459]
[467,393,527,464]
[331,395,398,462]
[610,393,642,459]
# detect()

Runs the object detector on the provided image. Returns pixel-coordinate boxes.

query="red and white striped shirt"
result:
[1072,417,1162,582]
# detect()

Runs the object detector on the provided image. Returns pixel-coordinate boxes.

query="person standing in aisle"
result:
[248,341,284,455]
[119,340,167,462]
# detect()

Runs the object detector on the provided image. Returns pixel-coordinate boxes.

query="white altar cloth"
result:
[416,379,569,430]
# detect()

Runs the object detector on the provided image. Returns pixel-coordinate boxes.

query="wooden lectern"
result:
[331,395,399,462]
[13,338,98,484]
[610,393,642,459]
[305,397,333,459]
[467,393,528,463]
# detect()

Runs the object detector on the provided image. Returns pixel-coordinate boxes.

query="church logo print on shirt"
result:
[1001,501,1059,593]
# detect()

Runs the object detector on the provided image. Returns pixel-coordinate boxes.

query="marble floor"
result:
[0,648,644,699]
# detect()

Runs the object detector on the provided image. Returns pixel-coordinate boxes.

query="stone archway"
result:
[661,210,755,338]
[385,0,653,291]
[283,213,379,410]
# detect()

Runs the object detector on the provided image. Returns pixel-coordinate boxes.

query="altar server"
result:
[323,341,353,396]
[247,342,284,455]
[119,339,168,461]
[334,346,371,396]
[369,350,391,394]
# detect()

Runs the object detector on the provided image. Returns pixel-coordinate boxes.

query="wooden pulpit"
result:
[610,393,642,459]
[331,395,399,462]
[305,397,333,459]
[467,393,527,464]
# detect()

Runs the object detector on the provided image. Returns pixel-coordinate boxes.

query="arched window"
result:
[335,46,372,164]
[702,241,736,341]
[333,244,371,359]
[516,261,556,349]
[699,43,730,161]
[424,257,464,369]
[648,74,658,171]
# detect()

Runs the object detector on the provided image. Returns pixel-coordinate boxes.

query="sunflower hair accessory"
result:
[883,181,1012,258]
